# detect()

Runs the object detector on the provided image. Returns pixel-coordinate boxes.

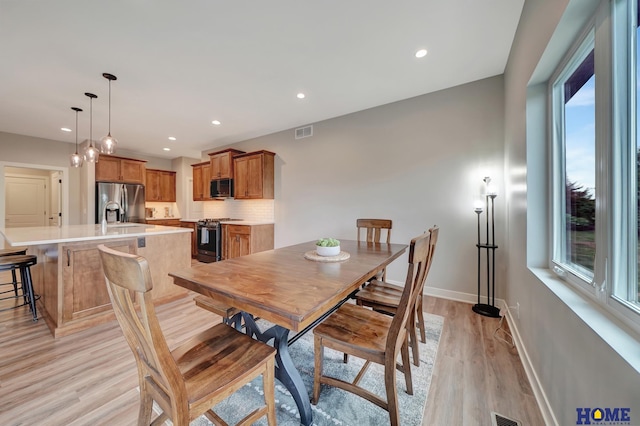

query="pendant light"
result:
[100,73,118,154]
[83,92,99,162]
[69,107,83,168]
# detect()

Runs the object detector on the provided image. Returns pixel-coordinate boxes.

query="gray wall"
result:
[213,75,506,298]
[504,0,640,424]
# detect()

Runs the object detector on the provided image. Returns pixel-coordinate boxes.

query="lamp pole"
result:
[472,178,501,318]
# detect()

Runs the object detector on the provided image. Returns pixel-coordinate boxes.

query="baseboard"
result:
[501,300,558,426]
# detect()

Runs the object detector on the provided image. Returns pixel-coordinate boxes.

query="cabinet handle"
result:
[67,249,70,267]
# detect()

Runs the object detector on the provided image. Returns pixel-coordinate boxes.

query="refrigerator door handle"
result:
[122,185,128,222]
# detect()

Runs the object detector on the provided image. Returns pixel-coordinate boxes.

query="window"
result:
[550,0,640,323]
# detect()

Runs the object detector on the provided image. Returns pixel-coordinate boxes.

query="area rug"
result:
[184,313,443,426]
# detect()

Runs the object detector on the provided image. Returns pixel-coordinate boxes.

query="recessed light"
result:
[163,148,171,151]
[415,49,427,58]
[297,93,305,99]
[211,120,221,125]
[61,127,72,132]
[168,136,176,141]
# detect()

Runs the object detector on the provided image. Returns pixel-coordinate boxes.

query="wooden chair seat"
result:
[313,231,434,426]
[173,324,274,412]
[313,303,396,364]
[98,244,277,426]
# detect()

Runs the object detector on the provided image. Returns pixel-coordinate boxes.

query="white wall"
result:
[0,131,80,224]
[215,76,505,297]
[504,0,640,424]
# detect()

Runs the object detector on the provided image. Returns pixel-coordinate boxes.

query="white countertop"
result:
[145,217,182,221]
[0,223,191,247]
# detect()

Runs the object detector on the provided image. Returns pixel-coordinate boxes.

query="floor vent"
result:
[295,125,313,139]
[491,412,522,426]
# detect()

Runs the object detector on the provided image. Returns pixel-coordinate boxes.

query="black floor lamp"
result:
[472,176,501,318]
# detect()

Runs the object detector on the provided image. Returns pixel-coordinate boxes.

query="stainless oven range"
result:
[196,218,228,263]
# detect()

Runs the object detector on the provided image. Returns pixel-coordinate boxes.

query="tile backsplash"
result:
[203,199,274,222]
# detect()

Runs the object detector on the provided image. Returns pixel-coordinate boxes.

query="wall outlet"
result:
[138,237,146,248]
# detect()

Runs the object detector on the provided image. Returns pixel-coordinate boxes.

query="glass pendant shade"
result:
[100,73,118,154]
[70,152,83,168]
[83,92,99,163]
[69,107,83,168]
[100,133,117,154]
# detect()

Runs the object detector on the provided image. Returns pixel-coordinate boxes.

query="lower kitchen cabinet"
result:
[224,223,274,259]
[180,221,198,258]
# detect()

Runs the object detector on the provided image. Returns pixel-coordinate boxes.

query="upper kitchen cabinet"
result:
[191,161,211,201]
[95,154,146,184]
[208,148,245,179]
[233,151,275,199]
[146,169,176,202]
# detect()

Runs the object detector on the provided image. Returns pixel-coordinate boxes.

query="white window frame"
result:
[549,0,640,331]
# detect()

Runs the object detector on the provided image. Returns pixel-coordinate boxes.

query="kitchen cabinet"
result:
[62,239,136,323]
[146,169,176,202]
[95,154,146,184]
[233,151,275,199]
[224,223,274,259]
[209,148,245,179]
[180,221,198,258]
[192,161,211,201]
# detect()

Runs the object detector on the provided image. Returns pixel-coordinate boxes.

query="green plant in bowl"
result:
[316,238,340,247]
[316,238,341,256]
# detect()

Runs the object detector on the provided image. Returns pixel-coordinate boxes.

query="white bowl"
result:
[316,245,340,257]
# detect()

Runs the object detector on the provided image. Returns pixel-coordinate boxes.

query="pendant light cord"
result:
[108,79,111,134]
[75,109,79,151]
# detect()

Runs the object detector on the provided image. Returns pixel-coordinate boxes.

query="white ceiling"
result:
[0,0,524,160]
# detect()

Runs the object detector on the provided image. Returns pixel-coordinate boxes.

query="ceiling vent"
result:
[295,125,313,140]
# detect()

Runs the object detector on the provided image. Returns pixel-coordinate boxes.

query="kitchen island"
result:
[1,224,192,337]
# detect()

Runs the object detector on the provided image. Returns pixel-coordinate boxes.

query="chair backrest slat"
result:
[357,218,392,244]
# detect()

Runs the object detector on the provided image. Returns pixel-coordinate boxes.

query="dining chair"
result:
[357,218,392,281]
[312,230,433,426]
[98,244,277,426]
[355,226,439,366]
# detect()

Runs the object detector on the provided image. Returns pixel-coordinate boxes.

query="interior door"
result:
[49,171,62,226]
[5,176,47,227]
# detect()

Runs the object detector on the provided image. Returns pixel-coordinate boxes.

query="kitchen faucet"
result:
[101,200,122,233]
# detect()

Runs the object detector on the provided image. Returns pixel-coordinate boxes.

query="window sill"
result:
[529,267,640,375]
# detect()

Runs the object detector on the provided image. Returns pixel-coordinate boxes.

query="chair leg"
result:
[11,268,19,297]
[20,266,37,321]
[312,335,324,405]
[137,388,153,426]
[416,298,426,343]
[385,356,401,426]
[264,357,277,426]
[408,310,419,367]
[400,336,413,395]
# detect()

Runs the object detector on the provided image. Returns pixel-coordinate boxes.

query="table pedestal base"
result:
[230,312,313,426]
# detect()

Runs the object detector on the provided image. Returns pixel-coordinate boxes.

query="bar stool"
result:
[0,254,38,321]
[0,247,28,298]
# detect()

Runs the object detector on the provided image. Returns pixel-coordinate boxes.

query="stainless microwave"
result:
[210,178,233,198]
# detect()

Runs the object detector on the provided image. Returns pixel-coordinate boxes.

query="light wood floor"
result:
[0,271,543,425]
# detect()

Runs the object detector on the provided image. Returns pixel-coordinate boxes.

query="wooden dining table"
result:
[169,239,408,426]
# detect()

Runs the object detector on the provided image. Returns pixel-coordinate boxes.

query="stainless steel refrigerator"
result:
[96,182,146,224]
